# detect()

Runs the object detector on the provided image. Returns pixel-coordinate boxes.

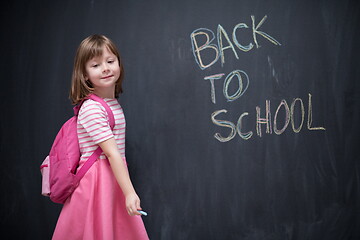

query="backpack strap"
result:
[74,94,116,183]
[74,147,103,183]
[73,94,115,129]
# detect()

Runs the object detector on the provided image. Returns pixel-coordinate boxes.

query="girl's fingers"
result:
[128,205,141,216]
[126,196,141,216]
[136,199,141,210]
[133,207,141,215]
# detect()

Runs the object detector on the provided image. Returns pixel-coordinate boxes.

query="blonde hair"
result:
[69,34,124,104]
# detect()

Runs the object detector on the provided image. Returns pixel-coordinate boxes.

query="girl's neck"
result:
[92,88,115,99]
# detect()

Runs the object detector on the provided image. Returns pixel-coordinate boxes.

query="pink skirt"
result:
[52,158,149,240]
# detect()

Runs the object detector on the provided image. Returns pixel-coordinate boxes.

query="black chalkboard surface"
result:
[1,0,359,239]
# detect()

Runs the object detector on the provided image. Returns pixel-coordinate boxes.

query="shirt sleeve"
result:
[78,99,114,144]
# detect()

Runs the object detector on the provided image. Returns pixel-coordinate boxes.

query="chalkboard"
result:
[1,0,360,239]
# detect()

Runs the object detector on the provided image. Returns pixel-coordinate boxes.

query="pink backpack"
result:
[40,94,115,204]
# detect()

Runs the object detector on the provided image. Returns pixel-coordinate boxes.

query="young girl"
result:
[52,35,149,240]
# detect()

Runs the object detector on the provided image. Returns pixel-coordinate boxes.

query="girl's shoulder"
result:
[78,99,105,117]
[80,98,102,109]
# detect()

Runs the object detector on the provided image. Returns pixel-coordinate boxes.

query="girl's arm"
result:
[98,137,141,216]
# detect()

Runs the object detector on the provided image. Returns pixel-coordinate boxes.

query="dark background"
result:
[1,0,359,239]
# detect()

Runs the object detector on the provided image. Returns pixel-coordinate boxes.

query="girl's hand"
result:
[126,192,142,216]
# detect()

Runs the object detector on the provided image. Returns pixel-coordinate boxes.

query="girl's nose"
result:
[102,63,110,72]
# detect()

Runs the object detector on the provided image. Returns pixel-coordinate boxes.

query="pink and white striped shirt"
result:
[77,98,126,165]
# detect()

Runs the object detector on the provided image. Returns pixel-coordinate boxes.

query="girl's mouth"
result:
[101,75,113,79]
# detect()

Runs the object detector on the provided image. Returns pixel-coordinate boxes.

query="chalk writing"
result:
[190,28,219,70]
[307,93,326,131]
[217,24,239,66]
[190,15,281,70]
[256,100,272,137]
[204,70,249,103]
[232,23,253,52]
[251,15,281,48]
[290,98,305,133]
[237,112,253,140]
[273,100,290,135]
[190,16,325,142]
[211,109,236,142]
[223,70,249,102]
[211,94,326,142]
[204,73,225,104]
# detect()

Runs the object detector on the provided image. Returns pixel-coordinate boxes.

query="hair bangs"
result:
[84,40,106,64]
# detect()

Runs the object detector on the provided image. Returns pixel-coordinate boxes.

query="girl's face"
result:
[85,46,120,92]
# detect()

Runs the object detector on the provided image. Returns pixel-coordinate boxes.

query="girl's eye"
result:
[108,60,114,64]
[92,64,99,68]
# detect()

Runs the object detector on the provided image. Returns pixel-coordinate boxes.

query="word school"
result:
[211,93,325,142]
